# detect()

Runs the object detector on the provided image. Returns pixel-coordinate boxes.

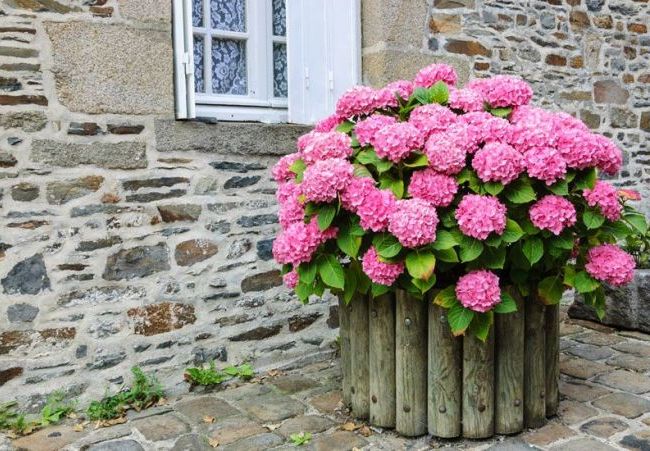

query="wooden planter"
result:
[338,289,559,438]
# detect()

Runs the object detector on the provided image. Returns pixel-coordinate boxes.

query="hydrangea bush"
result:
[272,63,648,340]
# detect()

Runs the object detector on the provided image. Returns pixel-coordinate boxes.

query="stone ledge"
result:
[154,119,310,156]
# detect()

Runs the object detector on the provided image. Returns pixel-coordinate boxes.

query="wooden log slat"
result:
[495,288,525,434]
[524,298,547,428]
[369,293,396,428]
[338,297,353,407]
[428,303,462,438]
[395,290,428,437]
[349,294,370,418]
[462,332,495,438]
[545,304,560,417]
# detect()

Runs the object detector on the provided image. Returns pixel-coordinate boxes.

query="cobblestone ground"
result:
[5,310,650,451]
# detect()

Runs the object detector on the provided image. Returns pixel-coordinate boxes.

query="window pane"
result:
[192,0,203,27]
[211,0,245,32]
[212,38,247,95]
[272,0,286,36]
[273,43,287,98]
[194,35,205,93]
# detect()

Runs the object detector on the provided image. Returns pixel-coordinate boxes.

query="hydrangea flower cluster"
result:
[585,244,635,287]
[456,270,502,313]
[455,194,507,240]
[472,142,524,185]
[362,247,404,286]
[408,169,458,207]
[374,122,423,162]
[529,195,577,235]
[583,181,622,221]
[388,199,439,248]
[273,62,644,340]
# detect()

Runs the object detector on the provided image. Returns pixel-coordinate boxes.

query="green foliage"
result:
[276,80,650,344]
[87,367,163,421]
[289,432,312,446]
[184,362,255,389]
[0,392,76,436]
[405,250,436,281]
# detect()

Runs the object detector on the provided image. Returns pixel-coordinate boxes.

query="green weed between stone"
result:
[86,367,164,421]
[184,362,254,386]
[0,391,75,435]
[290,431,312,446]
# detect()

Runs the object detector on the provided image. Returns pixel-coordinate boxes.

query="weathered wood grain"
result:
[524,298,546,428]
[462,332,495,438]
[338,296,353,407]
[495,287,525,434]
[545,303,560,417]
[395,290,428,436]
[428,303,462,438]
[369,293,396,427]
[349,294,370,418]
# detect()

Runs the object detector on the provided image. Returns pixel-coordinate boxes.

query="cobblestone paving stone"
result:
[5,313,650,451]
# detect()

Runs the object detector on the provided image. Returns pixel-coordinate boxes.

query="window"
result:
[173,0,361,124]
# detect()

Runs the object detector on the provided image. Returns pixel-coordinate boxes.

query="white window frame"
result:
[192,0,288,123]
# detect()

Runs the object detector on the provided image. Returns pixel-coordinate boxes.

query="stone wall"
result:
[0,0,337,411]
[362,0,650,212]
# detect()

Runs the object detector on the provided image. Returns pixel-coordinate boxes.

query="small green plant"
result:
[0,392,75,435]
[87,367,164,421]
[39,391,75,427]
[184,362,255,386]
[289,432,312,446]
[623,229,650,269]
[0,402,19,430]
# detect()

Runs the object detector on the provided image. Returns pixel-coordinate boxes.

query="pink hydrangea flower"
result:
[408,104,458,138]
[314,114,344,132]
[273,218,337,265]
[355,114,397,147]
[283,269,299,289]
[552,111,589,133]
[556,130,599,170]
[272,153,300,183]
[424,132,467,175]
[413,63,457,87]
[461,112,511,147]
[340,176,376,211]
[529,195,577,235]
[296,130,318,152]
[468,75,533,108]
[373,122,424,162]
[336,86,378,118]
[593,135,623,175]
[300,131,353,165]
[508,106,555,153]
[408,168,458,207]
[388,198,439,248]
[357,187,397,232]
[448,87,485,112]
[455,270,501,313]
[277,182,304,228]
[583,181,622,221]
[525,147,567,185]
[455,194,507,240]
[618,189,641,201]
[301,158,354,203]
[585,244,635,287]
[361,246,404,286]
[375,80,415,108]
[472,142,524,185]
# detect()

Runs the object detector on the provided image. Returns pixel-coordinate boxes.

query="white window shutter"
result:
[172,0,196,119]
[286,0,361,125]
